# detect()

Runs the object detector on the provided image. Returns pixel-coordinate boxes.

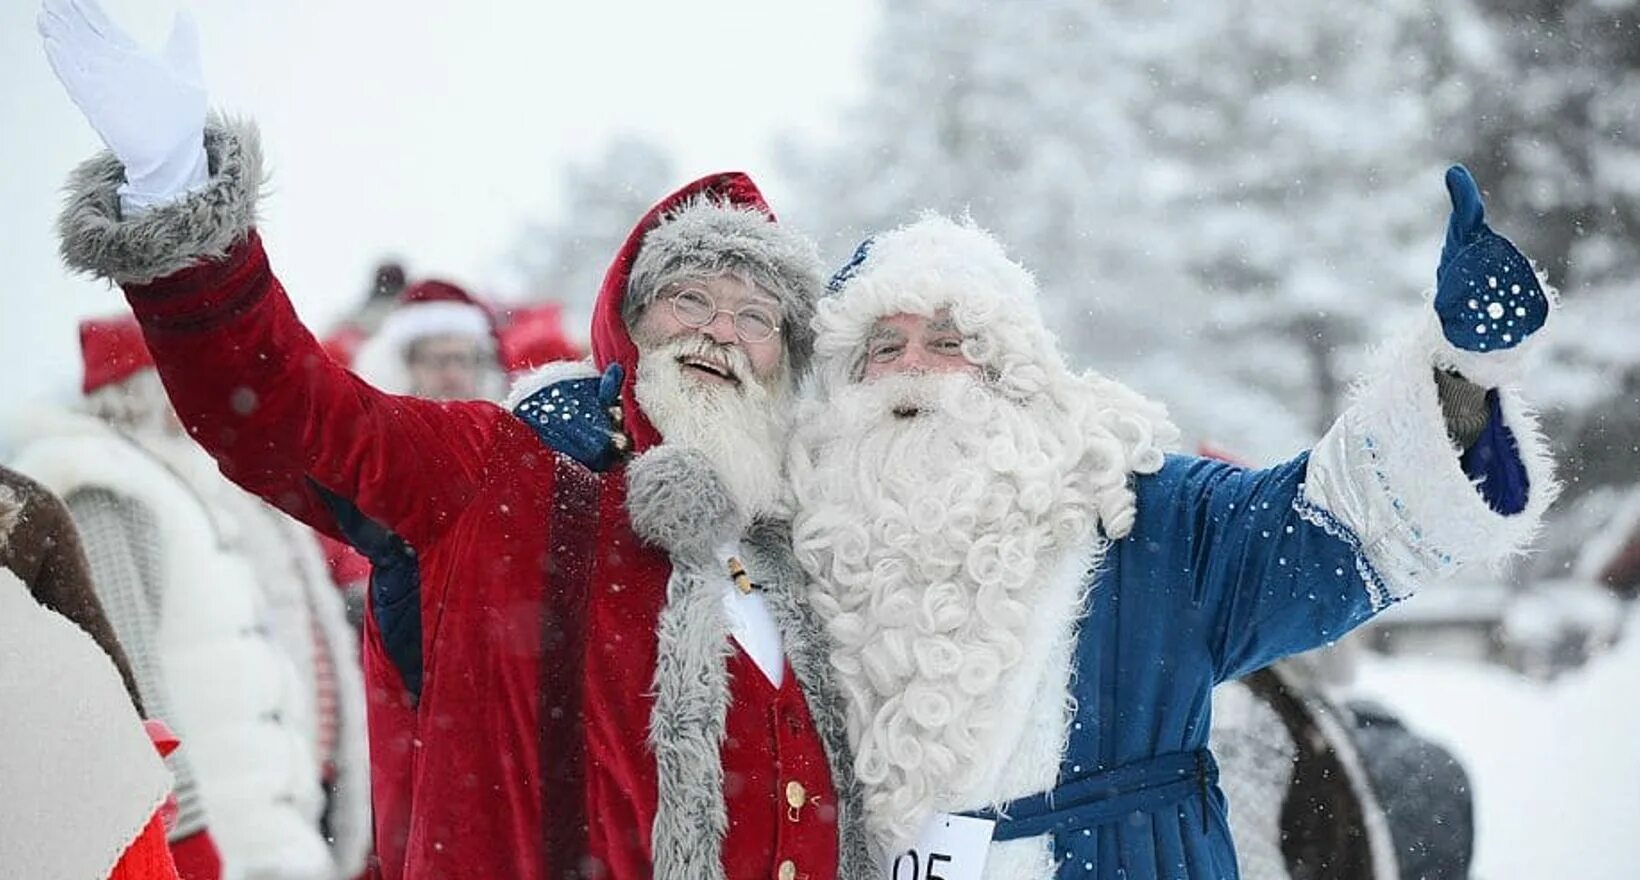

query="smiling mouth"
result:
[678,355,740,385]
[892,405,922,419]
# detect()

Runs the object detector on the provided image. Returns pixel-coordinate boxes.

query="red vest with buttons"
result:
[722,649,840,880]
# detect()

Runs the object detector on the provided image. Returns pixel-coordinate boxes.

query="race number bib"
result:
[881,813,995,880]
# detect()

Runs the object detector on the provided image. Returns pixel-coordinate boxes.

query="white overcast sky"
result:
[0,0,875,405]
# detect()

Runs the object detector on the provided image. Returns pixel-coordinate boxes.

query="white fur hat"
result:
[812,213,1063,401]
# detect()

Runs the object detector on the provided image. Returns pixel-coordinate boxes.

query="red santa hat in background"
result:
[79,315,155,395]
[498,302,584,376]
[320,324,367,369]
[352,279,501,394]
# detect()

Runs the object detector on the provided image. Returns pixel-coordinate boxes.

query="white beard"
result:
[789,372,1140,850]
[634,335,792,520]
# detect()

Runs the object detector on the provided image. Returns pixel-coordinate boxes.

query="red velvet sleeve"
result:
[123,232,501,548]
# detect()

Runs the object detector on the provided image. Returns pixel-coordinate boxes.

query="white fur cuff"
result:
[58,115,263,286]
[1431,316,1544,390]
[1303,316,1558,606]
[502,359,601,410]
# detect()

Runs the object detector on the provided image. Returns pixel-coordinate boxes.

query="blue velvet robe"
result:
[1015,453,1379,878]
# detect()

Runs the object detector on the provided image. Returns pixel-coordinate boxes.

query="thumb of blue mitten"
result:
[597,361,625,409]
[1435,165,1548,355]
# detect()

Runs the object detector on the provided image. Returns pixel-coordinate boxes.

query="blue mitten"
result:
[512,362,629,471]
[1435,165,1548,355]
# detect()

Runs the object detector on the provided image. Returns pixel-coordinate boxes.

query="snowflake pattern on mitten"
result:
[513,363,625,471]
[1435,165,1548,353]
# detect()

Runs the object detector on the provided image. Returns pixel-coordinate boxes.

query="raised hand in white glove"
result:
[38,0,209,215]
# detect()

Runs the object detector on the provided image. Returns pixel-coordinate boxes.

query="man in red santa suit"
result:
[38,2,871,878]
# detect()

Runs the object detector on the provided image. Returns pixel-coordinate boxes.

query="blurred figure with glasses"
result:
[352,280,504,402]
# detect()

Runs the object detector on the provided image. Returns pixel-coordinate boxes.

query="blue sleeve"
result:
[311,479,424,699]
[1132,454,1380,683]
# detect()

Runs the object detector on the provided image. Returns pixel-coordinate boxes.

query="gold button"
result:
[777,860,797,880]
[785,780,807,809]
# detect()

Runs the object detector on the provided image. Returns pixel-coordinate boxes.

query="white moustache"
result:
[657,335,757,390]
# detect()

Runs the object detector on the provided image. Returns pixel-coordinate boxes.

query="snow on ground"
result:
[1351,609,1640,879]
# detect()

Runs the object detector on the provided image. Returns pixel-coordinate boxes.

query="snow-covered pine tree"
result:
[784,0,1467,457]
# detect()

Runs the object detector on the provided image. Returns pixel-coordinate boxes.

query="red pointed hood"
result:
[589,172,820,454]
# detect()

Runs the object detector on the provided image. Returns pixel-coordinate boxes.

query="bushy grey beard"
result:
[633,335,793,520]
[789,371,1118,849]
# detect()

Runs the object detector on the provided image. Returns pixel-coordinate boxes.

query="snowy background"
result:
[3,0,1639,875]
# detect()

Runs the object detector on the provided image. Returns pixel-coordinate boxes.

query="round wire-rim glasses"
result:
[667,287,782,344]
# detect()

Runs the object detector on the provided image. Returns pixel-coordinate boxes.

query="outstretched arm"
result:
[40,0,503,547]
[1301,165,1557,606]
[1178,166,1559,680]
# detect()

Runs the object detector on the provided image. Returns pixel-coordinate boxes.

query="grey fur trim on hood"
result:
[58,114,263,285]
[625,196,825,376]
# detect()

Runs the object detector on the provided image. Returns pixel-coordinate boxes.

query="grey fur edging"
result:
[58,114,263,286]
[648,564,736,879]
[646,520,874,879]
[746,521,876,879]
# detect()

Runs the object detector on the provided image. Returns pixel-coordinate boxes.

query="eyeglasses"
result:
[408,350,486,371]
[666,287,782,344]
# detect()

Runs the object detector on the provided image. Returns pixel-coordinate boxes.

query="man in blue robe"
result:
[529,168,1554,878]
[781,168,1555,879]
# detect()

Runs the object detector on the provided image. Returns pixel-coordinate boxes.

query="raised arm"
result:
[1300,166,1557,605]
[1153,166,1559,681]
[40,0,501,547]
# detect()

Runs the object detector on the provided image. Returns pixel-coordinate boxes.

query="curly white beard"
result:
[789,372,1142,850]
[634,335,792,520]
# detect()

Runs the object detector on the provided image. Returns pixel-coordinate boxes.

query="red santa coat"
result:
[61,120,868,880]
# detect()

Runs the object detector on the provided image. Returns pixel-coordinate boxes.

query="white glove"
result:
[38,0,209,215]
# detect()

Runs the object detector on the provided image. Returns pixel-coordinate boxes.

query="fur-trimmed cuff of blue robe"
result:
[1300,314,1558,605]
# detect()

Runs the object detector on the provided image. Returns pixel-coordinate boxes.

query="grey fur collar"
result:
[625,196,824,376]
[647,522,871,879]
[649,564,735,879]
[59,114,263,285]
